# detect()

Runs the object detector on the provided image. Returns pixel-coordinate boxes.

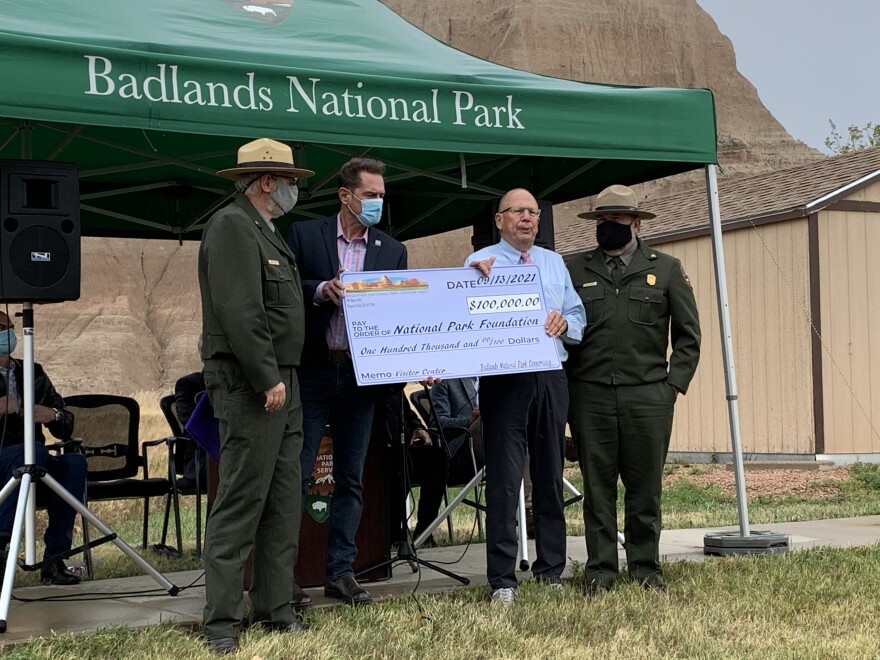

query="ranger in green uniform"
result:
[198,138,314,654]
[566,185,700,594]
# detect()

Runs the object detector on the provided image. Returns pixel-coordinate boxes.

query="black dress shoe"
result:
[40,560,81,586]
[274,619,309,633]
[206,636,239,655]
[249,618,309,633]
[324,575,372,605]
[267,619,309,633]
[291,581,312,609]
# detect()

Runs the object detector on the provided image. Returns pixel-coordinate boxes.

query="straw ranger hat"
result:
[216,138,315,180]
[577,184,656,220]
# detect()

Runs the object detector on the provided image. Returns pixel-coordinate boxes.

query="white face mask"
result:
[269,178,299,213]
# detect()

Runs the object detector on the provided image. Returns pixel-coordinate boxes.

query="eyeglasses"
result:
[500,206,541,218]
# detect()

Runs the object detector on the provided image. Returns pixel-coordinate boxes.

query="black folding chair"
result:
[159,394,206,556]
[64,394,180,571]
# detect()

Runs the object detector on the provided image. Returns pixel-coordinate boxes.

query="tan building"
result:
[556,147,880,463]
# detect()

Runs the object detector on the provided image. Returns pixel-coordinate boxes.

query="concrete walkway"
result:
[3,515,880,646]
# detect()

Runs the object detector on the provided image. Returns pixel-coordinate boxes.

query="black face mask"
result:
[596,221,633,251]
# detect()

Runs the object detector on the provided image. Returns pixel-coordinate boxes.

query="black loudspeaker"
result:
[471,198,555,251]
[0,161,80,303]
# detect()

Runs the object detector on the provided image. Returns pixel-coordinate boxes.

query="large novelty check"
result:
[341,265,561,386]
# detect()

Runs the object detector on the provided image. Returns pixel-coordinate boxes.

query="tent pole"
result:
[705,164,750,536]
[702,165,790,556]
[20,121,31,159]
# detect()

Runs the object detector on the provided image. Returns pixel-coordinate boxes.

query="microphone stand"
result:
[356,389,469,586]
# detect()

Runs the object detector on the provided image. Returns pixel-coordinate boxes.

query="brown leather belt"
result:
[328,350,352,364]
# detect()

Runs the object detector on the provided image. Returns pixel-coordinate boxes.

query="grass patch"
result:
[9,391,880,655]
[849,462,880,491]
[10,545,880,658]
[419,463,880,545]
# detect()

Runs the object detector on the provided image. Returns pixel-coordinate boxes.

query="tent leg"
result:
[702,164,789,556]
[704,163,750,537]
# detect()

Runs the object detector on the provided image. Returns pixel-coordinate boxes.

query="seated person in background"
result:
[0,310,86,585]
[383,391,448,547]
[432,378,535,538]
[173,370,208,489]
[430,378,482,466]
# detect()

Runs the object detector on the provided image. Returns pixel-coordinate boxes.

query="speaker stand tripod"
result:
[0,304,178,633]
[357,392,469,587]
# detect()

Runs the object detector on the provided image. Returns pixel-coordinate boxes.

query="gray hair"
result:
[234,173,265,194]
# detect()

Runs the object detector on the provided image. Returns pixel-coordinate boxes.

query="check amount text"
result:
[466,293,542,314]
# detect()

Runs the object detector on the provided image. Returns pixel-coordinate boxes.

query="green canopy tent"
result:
[0,0,763,550]
[0,0,717,241]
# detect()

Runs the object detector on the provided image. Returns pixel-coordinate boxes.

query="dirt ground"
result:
[661,464,853,498]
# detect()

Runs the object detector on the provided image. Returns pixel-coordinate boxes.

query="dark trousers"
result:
[0,443,87,558]
[407,444,448,537]
[569,380,675,587]
[202,361,303,641]
[480,370,568,589]
[297,361,376,581]
[182,441,208,485]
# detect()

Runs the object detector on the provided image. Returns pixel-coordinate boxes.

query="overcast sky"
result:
[695,0,879,153]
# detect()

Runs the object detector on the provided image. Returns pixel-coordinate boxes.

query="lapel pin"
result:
[374,239,382,247]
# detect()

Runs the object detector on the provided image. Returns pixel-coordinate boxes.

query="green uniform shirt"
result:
[198,194,305,393]
[565,239,701,393]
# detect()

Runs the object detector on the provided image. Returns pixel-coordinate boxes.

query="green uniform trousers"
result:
[202,360,303,640]
[569,379,675,588]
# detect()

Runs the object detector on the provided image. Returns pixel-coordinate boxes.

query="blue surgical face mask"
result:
[0,328,17,356]
[351,194,384,227]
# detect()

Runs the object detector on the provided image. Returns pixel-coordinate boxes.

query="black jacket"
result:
[0,359,74,446]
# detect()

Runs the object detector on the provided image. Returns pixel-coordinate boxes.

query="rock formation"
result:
[384,0,822,267]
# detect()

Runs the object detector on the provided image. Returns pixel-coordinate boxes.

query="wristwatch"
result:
[53,408,62,423]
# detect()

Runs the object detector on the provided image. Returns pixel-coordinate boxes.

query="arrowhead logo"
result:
[217,0,294,25]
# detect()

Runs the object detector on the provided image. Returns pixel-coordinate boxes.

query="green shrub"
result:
[849,462,880,491]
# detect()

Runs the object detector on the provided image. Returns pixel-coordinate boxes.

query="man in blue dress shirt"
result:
[465,188,586,605]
